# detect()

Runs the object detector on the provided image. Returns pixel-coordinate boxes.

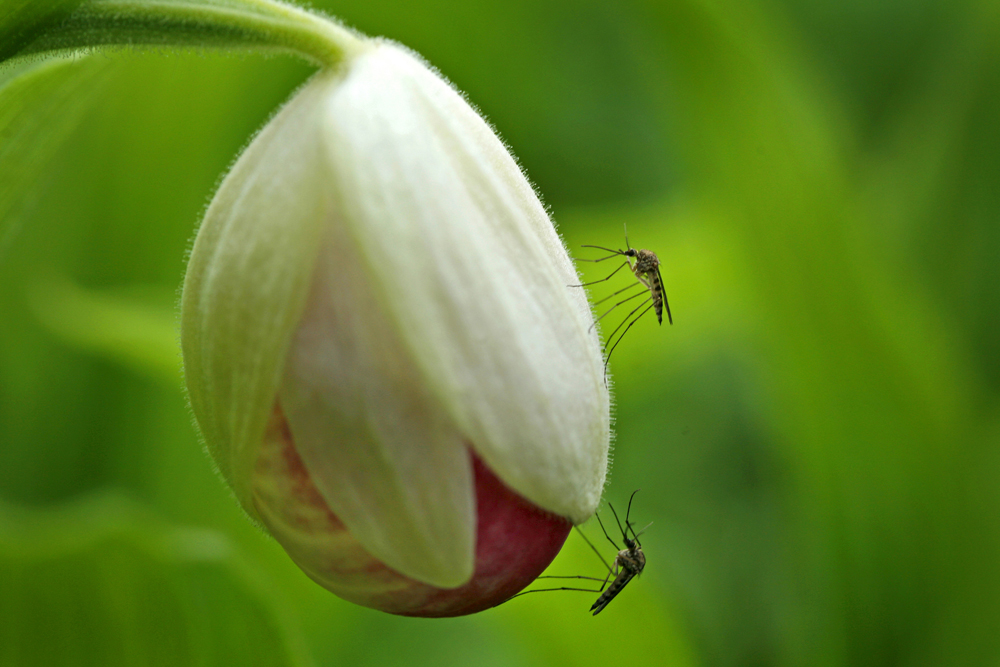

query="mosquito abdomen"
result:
[632,249,664,325]
[590,571,635,615]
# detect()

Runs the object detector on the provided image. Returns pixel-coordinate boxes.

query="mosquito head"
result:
[624,248,637,258]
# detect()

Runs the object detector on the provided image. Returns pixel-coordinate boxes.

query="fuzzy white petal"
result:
[183,72,335,515]
[280,226,475,588]
[321,44,610,523]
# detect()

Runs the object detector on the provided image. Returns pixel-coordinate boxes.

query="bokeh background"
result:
[3,0,1000,665]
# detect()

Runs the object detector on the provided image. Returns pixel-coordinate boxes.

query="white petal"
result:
[280,224,476,588]
[182,71,339,516]
[321,44,610,524]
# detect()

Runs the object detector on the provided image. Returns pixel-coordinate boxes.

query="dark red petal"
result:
[251,403,571,617]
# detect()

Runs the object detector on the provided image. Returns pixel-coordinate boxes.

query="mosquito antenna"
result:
[569,260,631,288]
[625,489,641,526]
[623,224,631,251]
[623,490,643,546]
[607,502,629,544]
[604,303,655,376]
[629,521,654,546]
[572,524,616,576]
[656,265,673,325]
[594,511,621,553]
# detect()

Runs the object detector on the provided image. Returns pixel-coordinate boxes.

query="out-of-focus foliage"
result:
[0,55,110,255]
[0,494,312,667]
[1,0,998,666]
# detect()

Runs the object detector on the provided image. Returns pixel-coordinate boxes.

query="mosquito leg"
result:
[594,512,621,553]
[500,565,614,605]
[591,563,618,596]
[573,525,615,575]
[534,575,608,582]
[504,586,604,602]
[592,282,644,307]
[607,502,628,544]
[601,296,652,350]
[569,260,630,287]
[577,255,623,266]
[580,245,625,255]
[598,567,614,593]
[603,302,654,375]
[590,291,648,333]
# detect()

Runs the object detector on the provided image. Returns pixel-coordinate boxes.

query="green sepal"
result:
[0,0,86,62]
[3,0,362,69]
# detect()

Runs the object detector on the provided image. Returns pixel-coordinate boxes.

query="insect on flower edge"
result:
[502,489,650,616]
[571,226,672,378]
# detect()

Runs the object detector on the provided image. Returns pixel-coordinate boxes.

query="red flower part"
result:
[253,403,572,616]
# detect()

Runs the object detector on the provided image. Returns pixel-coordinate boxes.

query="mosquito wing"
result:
[655,265,672,325]
[589,569,637,615]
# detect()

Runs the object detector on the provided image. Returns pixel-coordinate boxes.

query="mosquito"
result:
[572,226,672,376]
[504,490,650,616]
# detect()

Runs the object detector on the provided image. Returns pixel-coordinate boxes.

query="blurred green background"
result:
[3,0,1000,665]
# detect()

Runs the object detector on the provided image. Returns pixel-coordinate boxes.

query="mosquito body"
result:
[590,518,646,614]
[629,248,669,326]
[573,227,671,376]
[502,490,649,616]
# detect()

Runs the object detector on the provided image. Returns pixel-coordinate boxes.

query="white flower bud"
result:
[182,39,610,615]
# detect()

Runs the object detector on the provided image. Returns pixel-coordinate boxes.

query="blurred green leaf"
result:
[0,493,313,667]
[2,0,1000,665]
[614,1,994,665]
[28,274,181,383]
[0,54,110,257]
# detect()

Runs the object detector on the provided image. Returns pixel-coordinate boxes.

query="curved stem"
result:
[16,0,365,68]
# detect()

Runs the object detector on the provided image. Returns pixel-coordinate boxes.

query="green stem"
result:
[16,0,365,68]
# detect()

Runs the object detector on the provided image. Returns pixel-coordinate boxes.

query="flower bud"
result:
[181,39,610,616]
